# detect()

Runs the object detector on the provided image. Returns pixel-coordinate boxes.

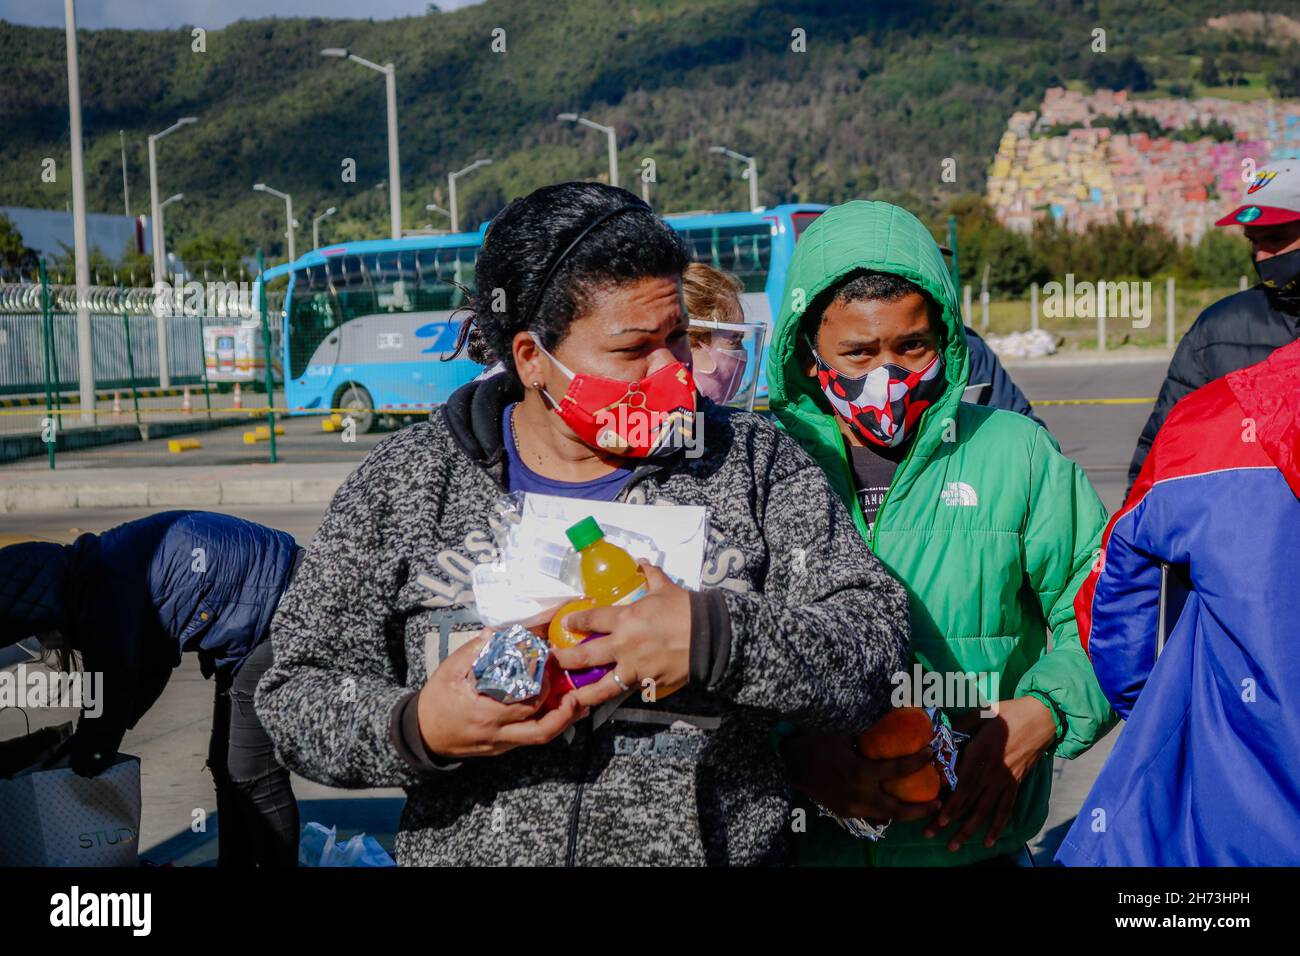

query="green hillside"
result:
[1,0,1296,264]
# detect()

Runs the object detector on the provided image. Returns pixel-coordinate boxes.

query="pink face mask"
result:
[692,342,748,404]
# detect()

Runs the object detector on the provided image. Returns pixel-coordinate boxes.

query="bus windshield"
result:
[676,221,772,292]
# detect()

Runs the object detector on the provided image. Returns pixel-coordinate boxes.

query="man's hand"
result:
[41,734,114,778]
[782,732,942,823]
[551,561,692,708]
[416,631,586,759]
[924,695,1057,851]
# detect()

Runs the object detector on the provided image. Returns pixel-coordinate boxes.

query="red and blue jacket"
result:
[1057,338,1300,866]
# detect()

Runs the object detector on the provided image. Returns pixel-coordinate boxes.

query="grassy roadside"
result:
[965,284,1240,352]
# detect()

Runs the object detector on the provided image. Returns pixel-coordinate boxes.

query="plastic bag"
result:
[298,822,395,867]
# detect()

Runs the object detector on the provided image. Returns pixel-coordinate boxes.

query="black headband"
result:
[521,203,651,330]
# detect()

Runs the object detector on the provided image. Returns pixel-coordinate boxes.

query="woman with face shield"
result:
[682,262,753,407]
[255,181,910,866]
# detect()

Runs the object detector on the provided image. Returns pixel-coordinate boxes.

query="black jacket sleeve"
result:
[1127,322,1207,489]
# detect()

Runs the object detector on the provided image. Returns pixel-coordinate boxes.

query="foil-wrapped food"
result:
[471,625,550,704]
[818,706,969,842]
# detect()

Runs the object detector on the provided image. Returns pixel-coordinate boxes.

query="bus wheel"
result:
[337,384,377,433]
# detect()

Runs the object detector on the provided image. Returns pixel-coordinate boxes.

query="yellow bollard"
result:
[168,438,201,453]
[243,425,284,443]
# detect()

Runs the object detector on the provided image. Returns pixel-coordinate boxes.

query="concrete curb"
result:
[1,476,343,512]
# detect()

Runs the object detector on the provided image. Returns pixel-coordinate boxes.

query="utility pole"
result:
[64,0,94,424]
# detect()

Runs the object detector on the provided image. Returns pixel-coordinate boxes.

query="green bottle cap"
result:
[565,516,605,551]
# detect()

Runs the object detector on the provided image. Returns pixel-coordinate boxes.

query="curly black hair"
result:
[447,182,688,376]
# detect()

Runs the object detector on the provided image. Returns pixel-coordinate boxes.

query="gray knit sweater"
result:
[256,375,909,865]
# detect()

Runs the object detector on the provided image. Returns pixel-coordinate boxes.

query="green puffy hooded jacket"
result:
[769,200,1115,866]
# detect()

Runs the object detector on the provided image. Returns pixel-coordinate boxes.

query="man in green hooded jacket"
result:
[771,200,1116,866]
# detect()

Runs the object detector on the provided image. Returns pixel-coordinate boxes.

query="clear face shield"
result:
[687,315,768,411]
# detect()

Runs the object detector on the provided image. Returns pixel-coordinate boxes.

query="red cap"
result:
[1214,205,1300,227]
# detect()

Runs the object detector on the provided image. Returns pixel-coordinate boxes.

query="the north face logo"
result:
[941,481,978,507]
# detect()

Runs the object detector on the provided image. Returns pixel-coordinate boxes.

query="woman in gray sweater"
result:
[255,182,910,865]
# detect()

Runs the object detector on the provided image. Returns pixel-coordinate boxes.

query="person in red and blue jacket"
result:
[1057,338,1300,866]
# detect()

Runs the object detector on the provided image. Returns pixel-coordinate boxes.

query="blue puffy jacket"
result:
[0,511,300,771]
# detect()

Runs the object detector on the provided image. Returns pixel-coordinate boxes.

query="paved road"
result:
[1,403,394,473]
[1,359,1167,865]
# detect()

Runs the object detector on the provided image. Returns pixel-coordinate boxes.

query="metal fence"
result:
[0,260,317,472]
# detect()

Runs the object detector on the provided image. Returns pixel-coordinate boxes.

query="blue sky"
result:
[2,0,482,30]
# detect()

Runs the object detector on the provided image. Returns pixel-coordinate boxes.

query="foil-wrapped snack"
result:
[821,706,970,842]
[472,625,550,703]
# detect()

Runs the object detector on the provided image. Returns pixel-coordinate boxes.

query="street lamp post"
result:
[63,0,97,422]
[322,48,401,239]
[557,113,618,188]
[709,146,759,212]
[312,206,337,249]
[425,202,451,228]
[448,158,492,233]
[158,193,183,275]
[147,115,196,388]
[253,183,295,264]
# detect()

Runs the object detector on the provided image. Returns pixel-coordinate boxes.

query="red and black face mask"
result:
[808,337,946,449]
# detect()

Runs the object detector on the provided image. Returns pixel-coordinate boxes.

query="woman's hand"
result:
[550,561,692,708]
[924,695,1057,851]
[782,733,942,823]
[416,631,586,759]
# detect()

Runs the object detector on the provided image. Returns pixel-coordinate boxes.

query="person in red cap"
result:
[1127,161,1300,489]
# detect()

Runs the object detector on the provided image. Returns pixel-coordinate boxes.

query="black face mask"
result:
[1254,246,1300,298]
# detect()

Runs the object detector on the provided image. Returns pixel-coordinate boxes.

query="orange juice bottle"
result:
[565,517,648,607]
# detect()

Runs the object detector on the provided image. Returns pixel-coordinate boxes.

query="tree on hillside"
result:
[177,232,248,277]
[117,241,153,286]
[1085,53,1154,93]
[1190,228,1254,287]
[1272,56,1300,97]
[1198,55,1221,87]
[0,213,37,277]
[945,195,1048,295]
[1220,55,1246,87]
[50,242,115,284]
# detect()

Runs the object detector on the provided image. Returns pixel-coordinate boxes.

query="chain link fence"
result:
[0,261,397,473]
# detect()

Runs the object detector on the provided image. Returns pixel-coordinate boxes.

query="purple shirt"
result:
[501,403,633,501]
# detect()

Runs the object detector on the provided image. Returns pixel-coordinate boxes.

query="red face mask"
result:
[533,336,698,458]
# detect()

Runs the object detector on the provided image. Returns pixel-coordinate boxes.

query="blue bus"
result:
[272,204,827,430]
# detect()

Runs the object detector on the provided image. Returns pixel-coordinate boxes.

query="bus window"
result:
[336,254,377,322]
[374,250,419,312]
[287,265,343,380]
[414,245,477,311]
[678,224,771,293]
[791,211,823,240]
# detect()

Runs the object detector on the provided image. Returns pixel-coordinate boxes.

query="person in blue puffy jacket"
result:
[0,510,302,867]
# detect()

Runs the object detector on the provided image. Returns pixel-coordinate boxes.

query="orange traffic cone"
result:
[232,382,242,409]
[182,386,193,415]
[112,391,122,418]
